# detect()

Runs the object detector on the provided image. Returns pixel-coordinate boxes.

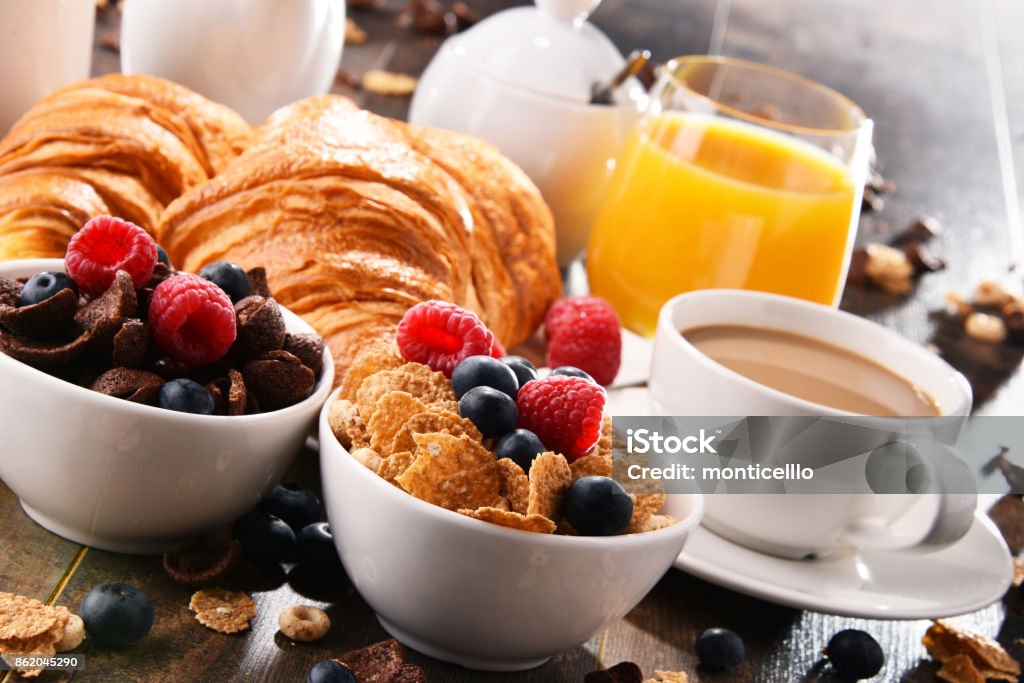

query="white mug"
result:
[0,0,95,134]
[121,0,346,123]
[648,289,977,559]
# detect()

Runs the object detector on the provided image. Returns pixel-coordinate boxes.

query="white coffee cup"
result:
[648,289,977,559]
[121,0,346,123]
[0,0,96,134]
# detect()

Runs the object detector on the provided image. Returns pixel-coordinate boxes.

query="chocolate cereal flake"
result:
[245,268,272,298]
[336,638,407,682]
[242,350,315,411]
[164,538,242,588]
[284,333,326,376]
[112,320,150,368]
[0,327,91,369]
[90,368,163,404]
[585,662,644,683]
[75,271,136,330]
[0,287,77,339]
[0,279,21,308]
[232,296,286,361]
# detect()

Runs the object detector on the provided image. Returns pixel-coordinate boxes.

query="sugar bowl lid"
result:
[446,0,626,102]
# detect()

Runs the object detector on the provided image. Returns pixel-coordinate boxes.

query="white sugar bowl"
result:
[410,0,644,266]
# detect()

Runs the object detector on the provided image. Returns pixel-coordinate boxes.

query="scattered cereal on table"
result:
[278,604,330,642]
[0,593,72,678]
[189,588,257,634]
[363,69,419,96]
[922,620,1020,681]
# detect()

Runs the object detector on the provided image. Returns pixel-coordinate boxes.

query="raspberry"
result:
[490,338,506,358]
[150,273,237,367]
[517,375,606,460]
[544,296,622,386]
[396,300,494,377]
[65,216,157,296]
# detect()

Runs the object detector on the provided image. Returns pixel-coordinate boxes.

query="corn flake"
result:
[527,452,572,521]
[569,452,612,480]
[363,69,418,96]
[378,451,417,485]
[189,588,257,634]
[937,655,985,683]
[356,363,454,420]
[368,391,428,453]
[327,398,362,449]
[644,671,689,683]
[338,342,404,402]
[459,507,556,534]
[496,458,530,515]
[625,492,666,533]
[395,433,499,510]
[391,409,480,454]
[923,620,1020,681]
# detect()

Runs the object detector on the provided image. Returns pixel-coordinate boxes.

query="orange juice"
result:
[587,112,859,336]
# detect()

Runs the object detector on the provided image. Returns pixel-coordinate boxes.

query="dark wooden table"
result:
[3,1,1024,681]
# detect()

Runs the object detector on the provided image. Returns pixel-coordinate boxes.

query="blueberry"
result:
[307,660,357,683]
[695,627,744,670]
[499,355,538,389]
[234,511,296,566]
[19,271,77,306]
[296,522,344,577]
[561,476,632,536]
[157,378,215,415]
[156,245,171,267]
[826,629,884,680]
[452,355,519,399]
[198,261,249,303]
[458,386,518,438]
[496,429,546,473]
[258,482,320,531]
[551,366,595,383]
[79,582,153,647]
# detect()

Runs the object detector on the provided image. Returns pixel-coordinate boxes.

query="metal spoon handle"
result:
[590,49,651,105]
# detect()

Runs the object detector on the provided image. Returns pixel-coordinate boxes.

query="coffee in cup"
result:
[648,290,976,559]
[681,324,940,416]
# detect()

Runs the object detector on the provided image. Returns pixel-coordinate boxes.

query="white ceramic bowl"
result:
[0,259,335,553]
[319,387,702,671]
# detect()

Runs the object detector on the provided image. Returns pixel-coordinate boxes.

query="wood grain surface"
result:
[2,0,1023,681]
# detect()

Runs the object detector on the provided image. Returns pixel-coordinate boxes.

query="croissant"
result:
[158,96,561,375]
[0,74,252,260]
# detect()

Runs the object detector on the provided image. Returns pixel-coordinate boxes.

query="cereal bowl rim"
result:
[318,386,704,549]
[0,258,335,425]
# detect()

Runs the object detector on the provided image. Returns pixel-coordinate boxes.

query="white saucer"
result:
[674,513,1012,619]
[603,384,1013,619]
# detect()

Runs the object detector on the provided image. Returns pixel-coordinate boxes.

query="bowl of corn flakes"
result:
[317,309,702,672]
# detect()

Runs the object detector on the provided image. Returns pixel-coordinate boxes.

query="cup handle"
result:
[842,491,977,552]
[842,443,977,552]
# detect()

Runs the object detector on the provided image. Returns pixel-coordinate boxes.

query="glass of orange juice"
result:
[587,56,872,336]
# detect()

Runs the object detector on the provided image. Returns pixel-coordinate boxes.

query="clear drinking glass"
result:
[587,55,872,337]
